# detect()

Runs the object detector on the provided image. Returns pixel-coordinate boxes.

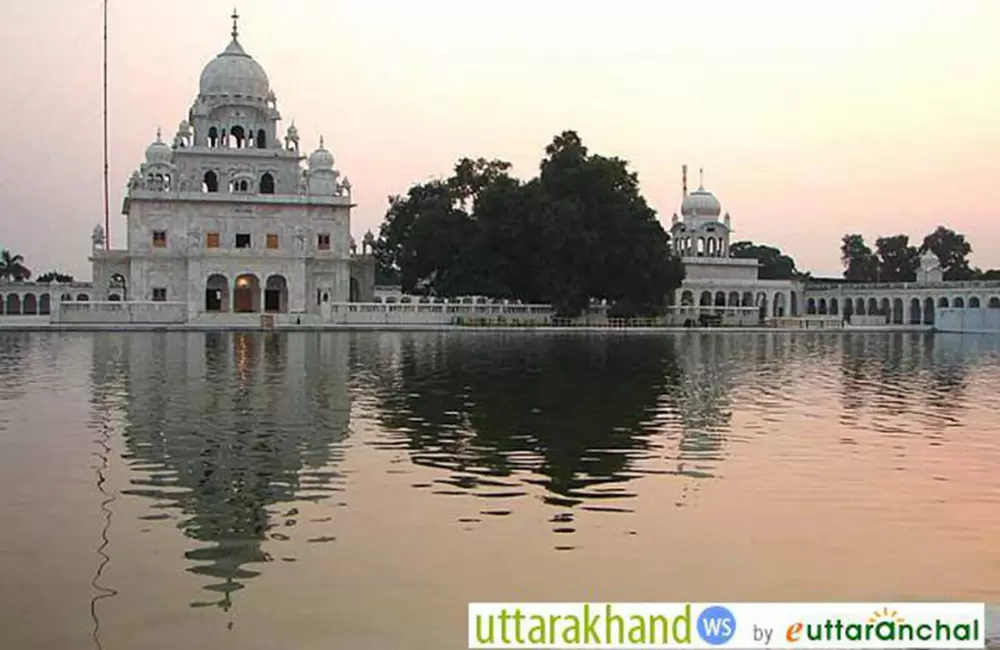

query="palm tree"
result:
[0,250,31,282]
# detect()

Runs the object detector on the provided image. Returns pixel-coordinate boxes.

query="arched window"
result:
[208,126,218,147]
[231,125,245,148]
[203,170,219,193]
[257,129,266,149]
[259,172,275,194]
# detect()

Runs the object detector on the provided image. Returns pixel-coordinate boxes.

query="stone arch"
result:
[879,297,890,318]
[38,294,51,315]
[727,291,740,307]
[109,273,127,300]
[842,298,854,319]
[755,292,768,320]
[855,297,865,315]
[6,293,20,314]
[892,297,904,324]
[790,291,798,316]
[108,294,121,301]
[22,293,37,315]
[772,292,786,317]
[680,290,694,306]
[257,129,267,149]
[909,297,921,324]
[806,297,816,314]
[205,274,229,312]
[867,297,879,315]
[714,291,726,307]
[953,296,965,309]
[699,291,712,307]
[264,274,288,312]
[818,298,828,315]
[938,296,949,308]
[829,297,839,315]
[741,291,753,307]
[923,297,935,324]
[233,273,261,313]
[203,170,219,193]
[231,125,246,148]
[989,296,1000,308]
[60,293,72,302]
[969,296,981,308]
[230,178,251,193]
[259,172,275,194]
[697,237,706,255]
[76,293,89,301]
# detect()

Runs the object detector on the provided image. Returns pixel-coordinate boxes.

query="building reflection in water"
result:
[90,332,351,612]
[361,332,735,514]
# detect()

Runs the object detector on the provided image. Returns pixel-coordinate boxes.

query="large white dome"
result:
[198,38,270,100]
[680,188,722,218]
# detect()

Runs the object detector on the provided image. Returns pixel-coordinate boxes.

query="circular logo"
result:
[696,605,737,645]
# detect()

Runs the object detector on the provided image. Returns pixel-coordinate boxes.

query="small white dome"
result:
[308,136,335,170]
[199,38,270,100]
[145,129,172,164]
[680,188,722,218]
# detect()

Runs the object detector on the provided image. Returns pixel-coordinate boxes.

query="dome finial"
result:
[155,126,162,142]
[319,135,325,148]
[231,7,239,40]
[699,167,705,190]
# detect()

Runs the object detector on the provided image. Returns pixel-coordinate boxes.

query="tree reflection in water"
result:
[91,332,351,612]
[366,332,734,510]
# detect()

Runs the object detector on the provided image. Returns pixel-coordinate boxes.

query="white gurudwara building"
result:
[669,166,802,320]
[88,11,375,323]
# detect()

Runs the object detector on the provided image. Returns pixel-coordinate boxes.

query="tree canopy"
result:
[374,131,685,317]
[839,226,995,282]
[0,250,31,282]
[36,270,74,283]
[729,241,802,280]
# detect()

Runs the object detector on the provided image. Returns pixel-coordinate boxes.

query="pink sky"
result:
[1,0,999,280]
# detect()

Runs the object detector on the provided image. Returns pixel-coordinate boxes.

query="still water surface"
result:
[0,331,998,649]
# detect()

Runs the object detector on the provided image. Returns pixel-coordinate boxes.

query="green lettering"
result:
[512,609,526,644]
[673,604,692,643]
[499,609,513,644]
[644,614,668,643]
[562,615,581,644]
[527,615,547,644]
[548,615,561,645]
[935,620,952,641]
[628,616,647,644]
[845,623,863,641]
[605,605,624,643]
[475,615,494,644]
[583,604,600,643]
[953,622,975,642]
[874,620,895,640]
[916,624,932,641]
[895,622,915,641]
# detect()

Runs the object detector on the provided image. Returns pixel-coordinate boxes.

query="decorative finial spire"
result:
[231,7,239,40]
[699,167,704,189]
[682,164,688,197]
[319,135,325,148]
[155,127,162,142]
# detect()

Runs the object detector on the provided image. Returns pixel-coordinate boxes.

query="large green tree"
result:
[840,234,878,282]
[0,250,31,282]
[374,131,685,317]
[921,226,974,281]
[874,234,919,282]
[729,241,800,280]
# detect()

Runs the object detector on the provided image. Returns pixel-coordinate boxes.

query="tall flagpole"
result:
[103,0,110,248]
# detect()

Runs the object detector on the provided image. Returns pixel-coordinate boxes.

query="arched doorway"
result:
[22,294,37,315]
[205,274,229,312]
[233,274,260,313]
[264,275,288,312]
[349,277,360,302]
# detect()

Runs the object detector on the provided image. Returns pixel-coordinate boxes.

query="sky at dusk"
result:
[1,0,999,280]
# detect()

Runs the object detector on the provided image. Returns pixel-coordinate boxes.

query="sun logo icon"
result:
[869,607,906,625]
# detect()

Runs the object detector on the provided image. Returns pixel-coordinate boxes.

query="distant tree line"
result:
[373,131,685,317]
[0,249,74,283]
[840,226,1000,283]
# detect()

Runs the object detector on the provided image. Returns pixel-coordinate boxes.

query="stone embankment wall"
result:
[53,301,188,324]
[937,307,1000,333]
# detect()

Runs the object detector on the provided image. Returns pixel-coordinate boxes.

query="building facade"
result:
[89,13,375,321]
[668,171,803,318]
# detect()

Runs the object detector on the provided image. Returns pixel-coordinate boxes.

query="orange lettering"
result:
[786,622,803,642]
